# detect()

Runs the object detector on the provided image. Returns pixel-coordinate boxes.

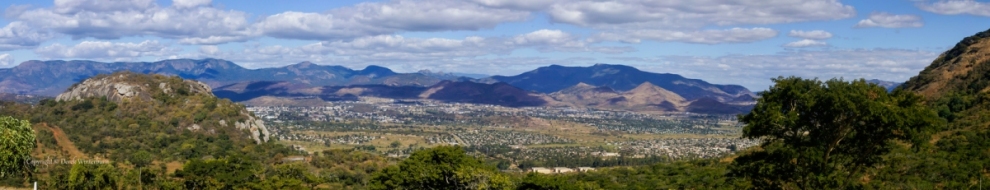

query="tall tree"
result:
[729,77,941,189]
[0,116,35,179]
[369,146,511,190]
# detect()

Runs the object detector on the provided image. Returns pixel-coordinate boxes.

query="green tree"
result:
[729,77,941,189]
[130,150,153,168]
[0,116,35,179]
[390,141,402,149]
[369,146,511,190]
[67,163,120,190]
[176,155,261,189]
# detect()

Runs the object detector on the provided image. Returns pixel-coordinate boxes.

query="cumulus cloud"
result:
[511,29,634,53]
[471,0,559,10]
[788,30,833,40]
[592,28,779,44]
[172,0,211,9]
[34,40,180,61]
[612,48,939,90]
[0,22,57,50]
[546,0,855,29]
[0,54,14,67]
[917,0,990,17]
[855,12,924,28]
[11,0,252,44]
[253,0,530,41]
[191,29,630,68]
[783,39,828,48]
[52,0,155,14]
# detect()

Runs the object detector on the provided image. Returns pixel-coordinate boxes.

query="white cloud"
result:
[855,12,924,28]
[471,0,559,10]
[190,29,630,69]
[0,54,14,67]
[783,39,828,48]
[172,0,211,9]
[918,0,990,17]
[788,30,833,40]
[593,28,779,44]
[34,40,180,61]
[252,0,530,41]
[198,45,220,55]
[511,29,635,53]
[612,48,939,90]
[546,0,855,29]
[12,0,253,44]
[52,0,154,14]
[253,11,377,41]
[0,22,57,50]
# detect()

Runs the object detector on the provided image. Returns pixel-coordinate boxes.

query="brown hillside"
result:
[623,82,687,108]
[902,28,990,99]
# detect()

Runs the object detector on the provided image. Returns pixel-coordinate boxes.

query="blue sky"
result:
[1,0,989,90]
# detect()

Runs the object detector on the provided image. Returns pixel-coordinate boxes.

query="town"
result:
[249,98,758,170]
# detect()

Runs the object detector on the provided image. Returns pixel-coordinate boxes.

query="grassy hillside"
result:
[0,72,392,189]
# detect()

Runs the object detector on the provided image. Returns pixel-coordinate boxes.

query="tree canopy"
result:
[0,116,35,179]
[369,146,511,190]
[729,77,942,189]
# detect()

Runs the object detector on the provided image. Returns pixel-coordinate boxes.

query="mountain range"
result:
[0,59,761,113]
[0,59,442,96]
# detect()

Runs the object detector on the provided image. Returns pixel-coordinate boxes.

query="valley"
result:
[250,98,756,169]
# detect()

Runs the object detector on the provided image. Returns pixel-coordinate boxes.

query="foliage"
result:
[729,77,941,189]
[67,163,120,190]
[0,116,35,179]
[369,146,511,190]
[175,154,261,189]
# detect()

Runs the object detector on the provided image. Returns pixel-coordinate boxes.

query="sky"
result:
[0,0,989,90]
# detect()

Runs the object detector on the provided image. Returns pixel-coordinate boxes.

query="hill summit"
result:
[55,72,213,103]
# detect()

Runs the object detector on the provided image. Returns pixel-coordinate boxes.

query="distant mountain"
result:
[549,82,625,108]
[418,70,489,80]
[0,58,756,113]
[0,59,442,96]
[0,93,49,104]
[548,82,752,113]
[422,81,547,107]
[487,64,753,102]
[214,80,546,107]
[866,79,903,91]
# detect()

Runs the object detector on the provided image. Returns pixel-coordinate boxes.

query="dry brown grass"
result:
[32,123,87,159]
[916,38,990,98]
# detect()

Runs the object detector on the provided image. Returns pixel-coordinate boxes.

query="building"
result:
[529,167,554,174]
[553,167,574,173]
[577,167,595,172]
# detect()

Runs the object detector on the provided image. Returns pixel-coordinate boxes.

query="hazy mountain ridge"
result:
[0,59,441,96]
[487,64,754,102]
[1,59,757,113]
[547,82,753,113]
[866,79,903,91]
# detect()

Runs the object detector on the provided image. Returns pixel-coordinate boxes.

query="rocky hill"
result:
[0,72,307,189]
[54,72,271,144]
[55,72,212,103]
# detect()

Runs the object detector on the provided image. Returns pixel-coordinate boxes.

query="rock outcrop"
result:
[55,71,272,144]
[235,114,271,144]
[55,72,213,103]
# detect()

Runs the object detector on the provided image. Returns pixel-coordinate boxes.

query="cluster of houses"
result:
[528,167,596,174]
